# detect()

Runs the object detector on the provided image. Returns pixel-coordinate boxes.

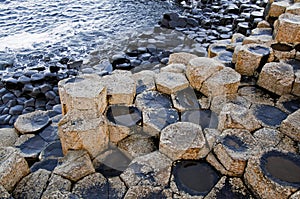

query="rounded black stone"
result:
[30,158,58,173]
[260,150,300,187]
[67,60,83,69]
[31,73,45,82]
[9,105,24,115]
[254,105,288,127]
[106,105,142,127]
[0,114,11,125]
[138,91,172,110]
[2,93,16,104]
[181,109,218,129]
[45,91,57,100]
[39,84,52,93]
[173,160,220,196]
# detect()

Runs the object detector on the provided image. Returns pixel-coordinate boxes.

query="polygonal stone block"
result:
[58,110,109,158]
[286,3,300,15]
[14,110,51,134]
[208,43,227,58]
[120,151,172,187]
[235,44,271,76]
[218,103,261,132]
[205,177,254,198]
[132,70,156,94]
[53,150,95,182]
[201,67,241,97]
[106,105,142,144]
[213,129,258,176]
[171,86,200,112]
[244,150,300,199]
[271,43,296,60]
[143,108,179,137]
[186,57,224,91]
[135,90,172,111]
[160,63,186,74]
[168,52,198,66]
[155,72,189,95]
[267,1,290,19]
[0,147,29,192]
[257,62,294,95]
[292,71,300,96]
[274,13,300,43]
[280,109,300,142]
[13,169,51,199]
[118,133,157,159]
[58,74,107,116]
[253,128,283,150]
[159,122,207,161]
[101,70,136,105]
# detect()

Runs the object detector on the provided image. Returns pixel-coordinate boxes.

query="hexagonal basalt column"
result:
[257,62,294,96]
[186,57,224,91]
[266,1,290,20]
[171,86,200,112]
[244,150,300,199]
[106,105,142,144]
[168,52,198,66]
[143,108,179,137]
[271,43,296,61]
[274,13,300,43]
[58,74,107,116]
[201,67,241,98]
[213,129,258,176]
[280,109,300,142]
[120,151,172,188]
[218,103,261,132]
[235,44,271,76]
[58,110,109,158]
[159,122,207,161]
[286,3,300,15]
[293,71,300,96]
[101,70,136,105]
[155,72,189,95]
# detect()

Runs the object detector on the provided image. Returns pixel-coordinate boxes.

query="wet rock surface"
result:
[1,0,300,198]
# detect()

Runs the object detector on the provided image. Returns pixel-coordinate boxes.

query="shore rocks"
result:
[245,150,300,199]
[58,110,109,158]
[101,70,136,105]
[0,147,29,192]
[274,13,300,43]
[159,122,207,161]
[155,72,189,95]
[13,169,51,199]
[280,109,300,141]
[120,151,172,187]
[58,74,107,116]
[258,62,294,95]
[14,110,50,134]
[186,57,224,91]
[53,150,95,182]
[235,44,271,76]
